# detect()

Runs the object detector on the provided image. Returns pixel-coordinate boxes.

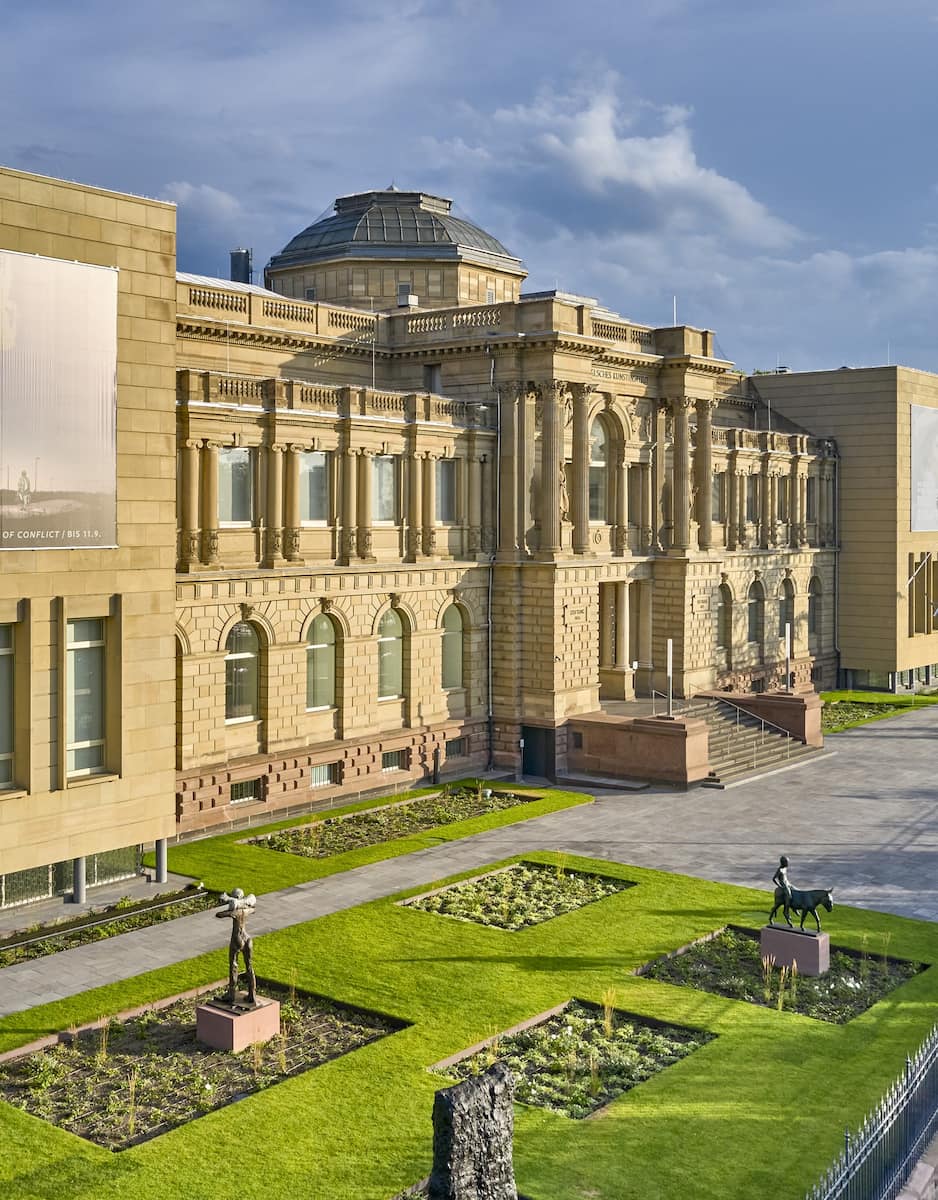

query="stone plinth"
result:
[761,925,830,976]
[196,997,281,1052]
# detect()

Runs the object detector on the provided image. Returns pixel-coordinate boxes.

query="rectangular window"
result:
[711,473,724,523]
[373,455,399,523]
[231,778,263,804]
[436,459,457,523]
[628,467,642,526]
[806,476,817,521]
[424,364,442,393]
[309,762,339,788]
[0,625,13,787]
[299,450,330,523]
[778,478,790,522]
[381,749,406,772]
[218,448,253,524]
[444,737,467,758]
[746,475,759,523]
[304,286,317,302]
[66,618,106,777]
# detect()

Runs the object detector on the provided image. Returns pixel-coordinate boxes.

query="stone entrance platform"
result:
[761,925,830,976]
[196,997,281,1052]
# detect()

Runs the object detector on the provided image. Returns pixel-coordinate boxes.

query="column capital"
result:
[668,395,696,414]
[267,443,286,455]
[570,381,597,403]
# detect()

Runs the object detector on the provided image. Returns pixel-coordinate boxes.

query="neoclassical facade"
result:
[0,171,845,908]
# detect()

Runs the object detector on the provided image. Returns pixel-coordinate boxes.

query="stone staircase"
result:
[682,697,820,788]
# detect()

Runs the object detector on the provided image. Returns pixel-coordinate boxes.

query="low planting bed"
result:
[0,980,405,1150]
[435,998,713,1119]
[639,926,925,1022]
[0,886,216,969]
[401,861,635,930]
[249,785,538,859]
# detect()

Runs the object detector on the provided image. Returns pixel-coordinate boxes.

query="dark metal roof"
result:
[267,189,522,272]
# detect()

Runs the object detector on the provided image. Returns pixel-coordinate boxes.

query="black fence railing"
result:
[806,1022,938,1200]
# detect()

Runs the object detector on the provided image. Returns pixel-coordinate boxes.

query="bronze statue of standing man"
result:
[216,888,257,1005]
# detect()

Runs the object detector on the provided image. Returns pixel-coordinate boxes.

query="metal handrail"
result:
[705,695,794,767]
[651,689,685,716]
[707,694,798,742]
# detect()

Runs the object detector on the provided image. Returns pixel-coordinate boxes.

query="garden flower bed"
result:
[0,981,405,1150]
[402,862,634,930]
[0,886,217,969]
[249,786,539,859]
[435,998,713,1119]
[638,926,925,1022]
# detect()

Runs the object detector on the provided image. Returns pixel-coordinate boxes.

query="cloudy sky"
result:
[4,0,938,373]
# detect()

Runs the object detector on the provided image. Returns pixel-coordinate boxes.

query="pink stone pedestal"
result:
[196,998,281,1052]
[761,925,830,976]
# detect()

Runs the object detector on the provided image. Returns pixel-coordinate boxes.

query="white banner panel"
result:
[0,249,117,549]
[911,404,938,532]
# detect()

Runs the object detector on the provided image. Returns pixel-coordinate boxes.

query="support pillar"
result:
[653,402,668,550]
[539,382,562,555]
[636,577,654,694]
[283,446,303,563]
[181,440,201,568]
[727,454,740,549]
[263,444,285,567]
[155,839,168,885]
[468,443,483,555]
[571,383,592,554]
[695,399,714,551]
[422,453,437,557]
[200,441,219,566]
[761,461,772,548]
[641,461,654,552]
[497,384,520,559]
[615,580,630,668]
[738,469,748,548]
[614,458,629,555]
[406,441,423,561]
[357,451,375,561]
[340,447,357,564]
[72,856,87,905]
[671,397,693,552]
[798,471,809,546]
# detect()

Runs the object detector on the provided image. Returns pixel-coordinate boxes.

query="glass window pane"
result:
[68,618,104,645]
[69,644,105,744]
[0,632,12,759]
[219,448,253,523]
[436,460,457,523]
[68,743,105,774]
[378,636,402,697]
[378,609,402,638]
[589,466,606,522]
[442,630,462,688]
[373,456,398,522]
[300,451,329,523]
[0,626,12,651]
[227,622,259,656]
[307,616,336,708]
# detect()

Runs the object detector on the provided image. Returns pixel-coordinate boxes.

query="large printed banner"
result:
[911,404,938,533]
[0,249,117,549]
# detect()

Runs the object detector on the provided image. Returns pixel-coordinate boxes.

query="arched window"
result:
[778,578,795,639]
[306,614,337,709]
[377,609,404,699]
[441,605,464,689]
[225,622,259,721]
[717,583,733,649]
[747,582,764,645]
[588,420,609,522]
[808,578,822,638]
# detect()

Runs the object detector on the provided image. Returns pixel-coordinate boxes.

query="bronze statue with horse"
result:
[769,885,834,933]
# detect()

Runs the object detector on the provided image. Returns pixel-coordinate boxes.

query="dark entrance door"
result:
[521,725,555,780]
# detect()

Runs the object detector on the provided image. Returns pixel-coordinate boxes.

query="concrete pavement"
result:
[2,704,937,1018]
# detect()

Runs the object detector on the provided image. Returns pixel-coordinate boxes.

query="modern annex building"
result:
[0,165,936,908]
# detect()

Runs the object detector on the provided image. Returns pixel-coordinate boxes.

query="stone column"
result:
[481,454,494,554]
[340,447,357,565]
[769,471,779,547]
[695,399,715,551]
[357,450,375,561]
[283,445,303,563]
[600,584,615,667]
[406,438,423,562]
[468,451,483,555]
[727,453,740,550]
[738,469,749,548]
[614,457,629,555]
[670,397,693,552]
[761,460,772,548]
[641,460,654,552]
[155,839,168,885]
[539,381,563,555]
[180,439,201,568]
[497,383,520,558]
[72,857,87,905]
[615,580,630,668]
[200,440,219,566]
[636,576,654,694]
[422,452,437,557]
[653,402,668,550]
[799,471,809,546]
[263,443,285,567]
[571,383,592,554]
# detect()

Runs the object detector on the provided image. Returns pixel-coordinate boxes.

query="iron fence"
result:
[806,1022,938,1200]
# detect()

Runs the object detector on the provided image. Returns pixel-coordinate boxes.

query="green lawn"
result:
[822,689,938,733]
[2,853,937,1200]
[148,783,591,894]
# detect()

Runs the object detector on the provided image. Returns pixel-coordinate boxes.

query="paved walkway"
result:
[2,706,937,1018]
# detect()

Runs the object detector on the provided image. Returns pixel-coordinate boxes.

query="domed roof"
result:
[267,189,523,273]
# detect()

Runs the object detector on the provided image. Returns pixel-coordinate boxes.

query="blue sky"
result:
[4,0,938,373]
